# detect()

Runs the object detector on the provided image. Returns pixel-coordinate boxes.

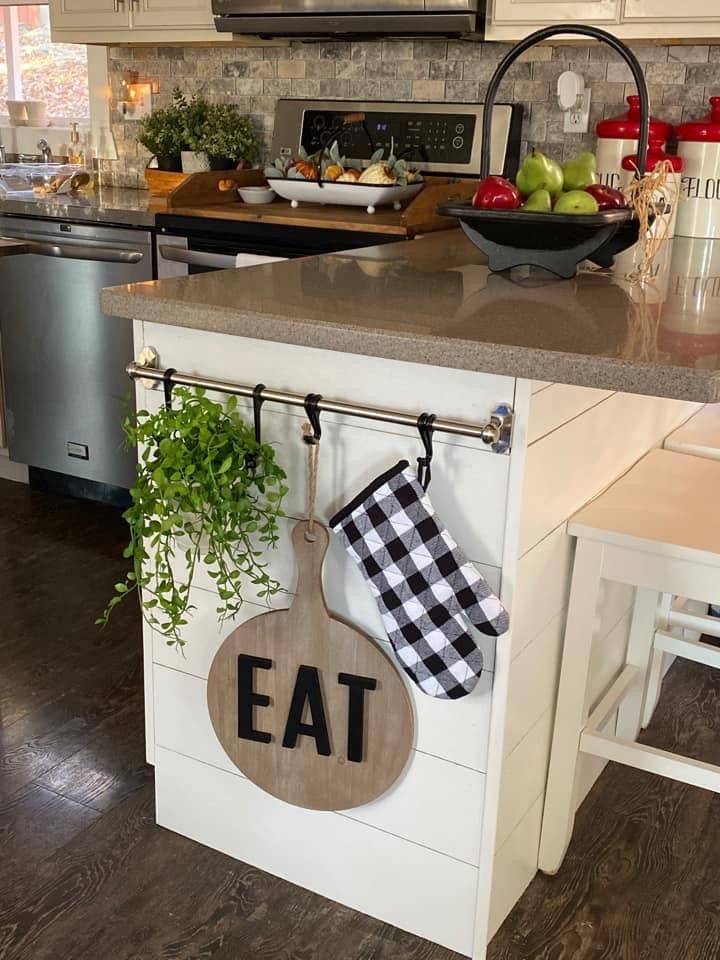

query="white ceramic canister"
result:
[675,98,720,240]
[658,234,720,363]
[596,96,674,191]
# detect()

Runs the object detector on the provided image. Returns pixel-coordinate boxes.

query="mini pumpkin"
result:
[292,160,319,181]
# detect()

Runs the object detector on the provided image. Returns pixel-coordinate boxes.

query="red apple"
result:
[585,183,628,211]
[472,176,522,211]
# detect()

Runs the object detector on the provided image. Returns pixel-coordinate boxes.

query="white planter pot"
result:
[181,151,210,174]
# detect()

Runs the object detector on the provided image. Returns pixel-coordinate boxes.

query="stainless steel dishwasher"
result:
[0,216,153,503]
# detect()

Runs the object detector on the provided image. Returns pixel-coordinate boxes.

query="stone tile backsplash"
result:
[101,39,720,189]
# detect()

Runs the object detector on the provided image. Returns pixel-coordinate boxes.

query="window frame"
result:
[0,0,91,125]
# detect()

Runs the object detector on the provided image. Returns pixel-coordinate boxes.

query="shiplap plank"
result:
[143,321,515,430]
[503,610,564,759]
[528,384,614,445]
[156,746,478,956]
[154,664,487,866]
[488,795,543,941]
[511,522,573,661]
[520,394,701,554]
[495,707,552,850]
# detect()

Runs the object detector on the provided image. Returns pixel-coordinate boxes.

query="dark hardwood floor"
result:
[1,477,719,959]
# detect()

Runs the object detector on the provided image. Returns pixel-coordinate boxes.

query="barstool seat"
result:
[571,448,720,560]
[665,404,720,460]
[539,448,720,876]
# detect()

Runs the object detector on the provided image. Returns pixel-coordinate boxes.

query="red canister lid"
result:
[676,97,720,143]
[622,138,683,173]
[596,95,674,142]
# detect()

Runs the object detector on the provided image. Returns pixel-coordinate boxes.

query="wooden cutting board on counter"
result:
[159,169,475,237]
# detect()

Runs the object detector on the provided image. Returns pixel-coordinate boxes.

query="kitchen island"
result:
[102,229,717,958]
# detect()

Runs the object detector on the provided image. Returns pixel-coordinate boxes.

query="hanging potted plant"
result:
[137,90,186,172]
[199,103,259,171]
[98,388,289,648]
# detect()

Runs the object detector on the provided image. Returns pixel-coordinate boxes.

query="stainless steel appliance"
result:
[272,98,519,179]
[0,217,153,502]
[157,98,521,279]
[212,0,483,38]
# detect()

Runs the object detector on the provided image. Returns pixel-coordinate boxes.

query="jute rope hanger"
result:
[302,392,323,543]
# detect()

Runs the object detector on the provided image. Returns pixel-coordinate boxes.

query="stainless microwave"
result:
[212,0,483,38]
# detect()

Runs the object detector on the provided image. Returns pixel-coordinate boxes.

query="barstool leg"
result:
[616,588,661,741]
[641,593,672,730]
[539,538,604,876]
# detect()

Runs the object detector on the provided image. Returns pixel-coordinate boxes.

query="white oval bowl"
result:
[238,186,277,204]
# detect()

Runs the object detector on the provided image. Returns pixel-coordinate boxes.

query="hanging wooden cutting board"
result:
[207,520,415,812]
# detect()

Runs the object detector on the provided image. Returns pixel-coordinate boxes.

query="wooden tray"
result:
[162,171,475,237]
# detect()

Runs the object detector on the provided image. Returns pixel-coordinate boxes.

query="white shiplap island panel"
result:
[132,319,700,959]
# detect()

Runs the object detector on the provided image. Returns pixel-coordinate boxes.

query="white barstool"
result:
[640,405,720,724]
[539,448,720,876]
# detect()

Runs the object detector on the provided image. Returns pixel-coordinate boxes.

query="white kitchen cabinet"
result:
[49,0,231,43]
[49,0,129,33]
[486,0,720,38]
[490,0,619,25]
[623,0,720,19]
[127,0,216,30]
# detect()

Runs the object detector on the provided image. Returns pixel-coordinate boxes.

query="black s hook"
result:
[163,367,177,410]
[303,393,323,445]
[416,412,436,491]
[252,383,266,446]
[245,384,266,472]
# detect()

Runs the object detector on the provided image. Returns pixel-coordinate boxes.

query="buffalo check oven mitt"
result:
[329,460,509,700]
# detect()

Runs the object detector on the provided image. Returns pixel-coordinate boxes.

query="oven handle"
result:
[157,245,239,270]
[0,236,144,264]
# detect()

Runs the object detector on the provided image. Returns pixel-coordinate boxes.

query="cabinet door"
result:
[623,0,720,18]
[491,0,619,24]
[49,0,130,30]
[130,0,215,29]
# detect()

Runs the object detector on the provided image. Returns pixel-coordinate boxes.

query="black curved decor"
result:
[438,24,652,278]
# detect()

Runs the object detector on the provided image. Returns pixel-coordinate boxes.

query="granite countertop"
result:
[102,229,720,404]
[0,187,156,228]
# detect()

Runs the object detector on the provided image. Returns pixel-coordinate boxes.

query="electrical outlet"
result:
[564,88,592,134]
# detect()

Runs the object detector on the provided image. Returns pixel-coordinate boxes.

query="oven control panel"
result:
[299,109,477,165]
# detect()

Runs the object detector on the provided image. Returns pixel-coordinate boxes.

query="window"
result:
[0,3,89,122]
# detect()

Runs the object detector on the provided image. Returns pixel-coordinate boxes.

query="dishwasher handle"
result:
[0,236,145,264]
[157,244,238,271]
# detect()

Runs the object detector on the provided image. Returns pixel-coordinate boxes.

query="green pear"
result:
[562,151,599,191]
[553,190,600,215]
[522,188,552,212]
[516,150,564,198]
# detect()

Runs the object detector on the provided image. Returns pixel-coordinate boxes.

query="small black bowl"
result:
[437,201,641,279]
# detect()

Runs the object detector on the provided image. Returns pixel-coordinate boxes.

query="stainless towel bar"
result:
[126,358,513,452]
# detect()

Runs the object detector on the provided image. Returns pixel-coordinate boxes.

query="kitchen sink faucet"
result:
[37,139,52,163]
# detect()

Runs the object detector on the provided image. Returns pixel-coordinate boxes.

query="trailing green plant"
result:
[98,388,289,648]
[137,88,187,159]
[197,103,259,164]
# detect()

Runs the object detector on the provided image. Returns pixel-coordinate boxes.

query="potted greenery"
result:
[138,90,186,172]
[99,388,289,648]
[200,103,259,171]
[179,93,212,173]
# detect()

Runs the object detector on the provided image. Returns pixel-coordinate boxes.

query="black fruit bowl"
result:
[441,23,652,279]
[437,201,641,279]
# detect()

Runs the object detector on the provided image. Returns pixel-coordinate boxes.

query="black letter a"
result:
[281,665,331,756]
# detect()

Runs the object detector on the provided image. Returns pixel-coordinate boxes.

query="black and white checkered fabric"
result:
[329,460,509,699]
